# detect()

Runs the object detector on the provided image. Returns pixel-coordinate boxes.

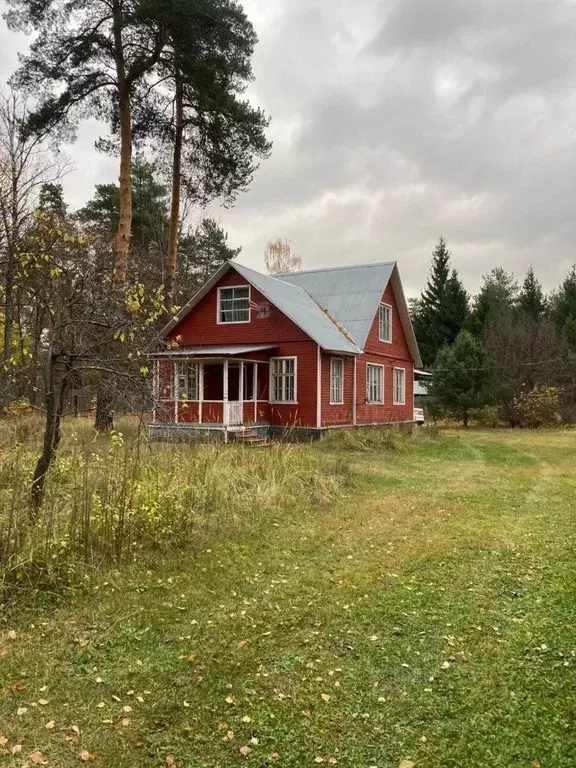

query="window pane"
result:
[379,304,392,342]
[219,287,250,323]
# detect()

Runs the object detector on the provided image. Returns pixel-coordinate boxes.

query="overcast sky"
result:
[1,0,575,296]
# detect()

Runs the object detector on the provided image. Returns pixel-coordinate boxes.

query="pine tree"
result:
[179,218,241,297]
[5,0,169,282]
[38,183,67,217]
[517,266,546,321]
[430,330,494,427]
[413,237,468,367]
[132,0,272,309]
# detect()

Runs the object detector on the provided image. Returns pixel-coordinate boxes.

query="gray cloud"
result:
[1,0,575,296]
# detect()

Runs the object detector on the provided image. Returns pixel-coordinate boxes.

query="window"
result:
[177,362,200,401]
[394,367,406,405]
[366,364,384,404]
[379,303,392,343]
[270,358,296,402]
[218,286,250,323]
[330,358,344,404]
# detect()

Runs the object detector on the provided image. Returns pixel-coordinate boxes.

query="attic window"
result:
[218,286,250,323]
[379,303,392,343]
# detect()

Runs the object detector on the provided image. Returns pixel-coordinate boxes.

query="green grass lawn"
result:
[1,430,576,767]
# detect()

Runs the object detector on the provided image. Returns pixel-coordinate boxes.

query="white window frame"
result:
[393,367,406,405]
[269,357,297,404]
[366,363,384,404]
[379,303,392,343]
[330,357,344,404]
[176,361,200,401]
[217,285,251,324]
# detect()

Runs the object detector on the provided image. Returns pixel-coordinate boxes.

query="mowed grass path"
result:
[1,430,576,767]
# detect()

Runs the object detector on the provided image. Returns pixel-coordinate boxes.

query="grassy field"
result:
[1,428,576,767]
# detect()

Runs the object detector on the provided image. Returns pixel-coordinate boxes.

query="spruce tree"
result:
[430,330,494,427]
[517,266,546,321]
[413,237,468,367]
[467,267,518,338]
[552,265,576,348]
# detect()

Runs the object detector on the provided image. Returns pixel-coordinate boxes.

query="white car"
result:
[414,407,425,424]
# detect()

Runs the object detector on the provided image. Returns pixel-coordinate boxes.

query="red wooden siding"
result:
[321,354,354,427]
[364,282,412,360]
[168,269,310,346]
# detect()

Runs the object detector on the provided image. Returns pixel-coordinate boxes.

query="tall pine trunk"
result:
[112,0,133,284]
[165,65,184,312]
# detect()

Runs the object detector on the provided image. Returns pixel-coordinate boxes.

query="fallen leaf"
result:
[120,718,131,727]
[123,706,132,713]
[96,702,106,709]
[320,693,331,702]
[328,759,338,765]
[238,640,249,648]
[226,731,235,741]
[399,761,415,768]
[70,726,80,735]
[7,630,17,640]
[0,736,7,747]
[441,661,451,670]
[44,720,56,730]
[272,753,280,759]
[241,715,252,723]
[314,759,324,764]
[239,746,252,757]
[17,707,28,716]
[38,700,49,706]
[29,752,47,765]
[531,763,542,768]
[301,710,311,717]
[166,757,178,767]
[225,696,235,705]
[80,751,95,761]
[12,745,22,755]
[250,737,259,746]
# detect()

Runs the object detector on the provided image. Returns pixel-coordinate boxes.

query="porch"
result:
[152,345,275,439]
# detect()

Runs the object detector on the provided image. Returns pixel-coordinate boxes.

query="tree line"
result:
[413,238,576,427]
[0,0,271,508]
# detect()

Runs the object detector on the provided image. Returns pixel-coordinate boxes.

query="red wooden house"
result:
[151,260,422,441]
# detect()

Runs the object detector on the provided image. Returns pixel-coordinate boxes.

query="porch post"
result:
[199,362,204,424]
[174,361,179,423]
[152,360,159,423]
[253,362,258,422]
[239,361,244,424]
[316,345,322,429]
[223,359,229,426]
[353,356,358,426]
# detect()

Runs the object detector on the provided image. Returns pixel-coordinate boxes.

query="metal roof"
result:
[232,263,362,355]
[153,344,276,357]
[281,262,395,349]
[159,260,421,365]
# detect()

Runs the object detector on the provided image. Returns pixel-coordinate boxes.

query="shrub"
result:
[514,386,562,428]
[470,405,499,428]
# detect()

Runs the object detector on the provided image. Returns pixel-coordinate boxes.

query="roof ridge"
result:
[280,261,396,277]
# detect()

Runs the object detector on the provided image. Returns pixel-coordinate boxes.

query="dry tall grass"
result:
[0,416,348,592]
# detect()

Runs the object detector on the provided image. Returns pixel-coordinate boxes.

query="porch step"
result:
[229,427,270,447]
